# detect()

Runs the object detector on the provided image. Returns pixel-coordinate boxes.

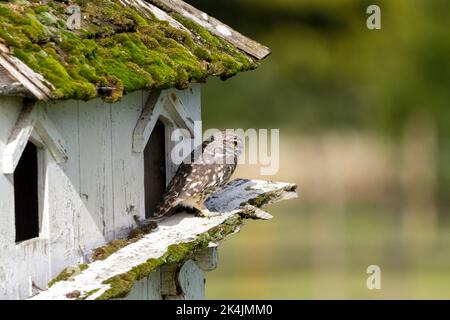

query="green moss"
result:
[37,12,58,26]
[92,221,158,261]
[127,221,158,240]
[96,216,243,300]
[246,194,273,208]
[209,215,243,242]
[48,264,89,288]
[92,239,129,261]
[77,288,100,300]
[170,13,258,80]
[0,0,259,102]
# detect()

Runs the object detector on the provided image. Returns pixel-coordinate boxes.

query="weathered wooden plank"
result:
[0,65,29,96]
[0,82,29,97]
[124,0,191,33]
[160,263,179,297]
[44,100,83,277]
[133,89,166,153]
[35,108,69,163]
[78,98,115,247]
[147,0,271,60]
[0,96,24,299]
[0,51,52,100]
[111,91,146,237]
[206,179,298,213]
[15,239,51,299]
[2,100,37,174]
[30,179,297,300]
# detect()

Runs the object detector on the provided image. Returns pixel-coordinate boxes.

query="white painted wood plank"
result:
[2,100,37,174]
[147,268,163,300]
[184,84,202,122]
[44,100,84,277]
[0,96,24,299]
[15,239,50,299]
[111,91,146,237]
[35,108,68,163]
[78,98,115,247]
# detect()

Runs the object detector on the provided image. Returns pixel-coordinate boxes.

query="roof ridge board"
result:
[146,0,271,60]
[123,0,191,33]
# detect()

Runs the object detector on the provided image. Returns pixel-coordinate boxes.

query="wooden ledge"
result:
[31,179,297,300]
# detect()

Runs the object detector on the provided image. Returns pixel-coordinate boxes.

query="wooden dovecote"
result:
[0,0,294,300]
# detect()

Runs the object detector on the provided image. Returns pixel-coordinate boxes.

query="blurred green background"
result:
[185,0,450,299]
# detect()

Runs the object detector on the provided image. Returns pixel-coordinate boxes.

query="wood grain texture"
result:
[0,51,52,100]
[111,91,146,237]
[34,108,68,163]
[0,96,24,299]
[124,0,192,33]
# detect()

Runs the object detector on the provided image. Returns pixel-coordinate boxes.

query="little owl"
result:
[153,131,242,218]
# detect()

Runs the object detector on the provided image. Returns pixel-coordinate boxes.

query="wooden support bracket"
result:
[133,89,196,153]
[193,247,219,272]
[132,89,166,153]
[34,108,69,163]
[3,100,37,174]
[165,90,195,136]
[3,101,68,174]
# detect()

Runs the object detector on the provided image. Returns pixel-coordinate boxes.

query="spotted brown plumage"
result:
[154,131,242,218]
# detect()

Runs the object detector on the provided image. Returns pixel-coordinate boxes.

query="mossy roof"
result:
[0,0,263,102]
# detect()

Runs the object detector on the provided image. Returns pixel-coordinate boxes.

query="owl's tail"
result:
[153,191,180,218]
